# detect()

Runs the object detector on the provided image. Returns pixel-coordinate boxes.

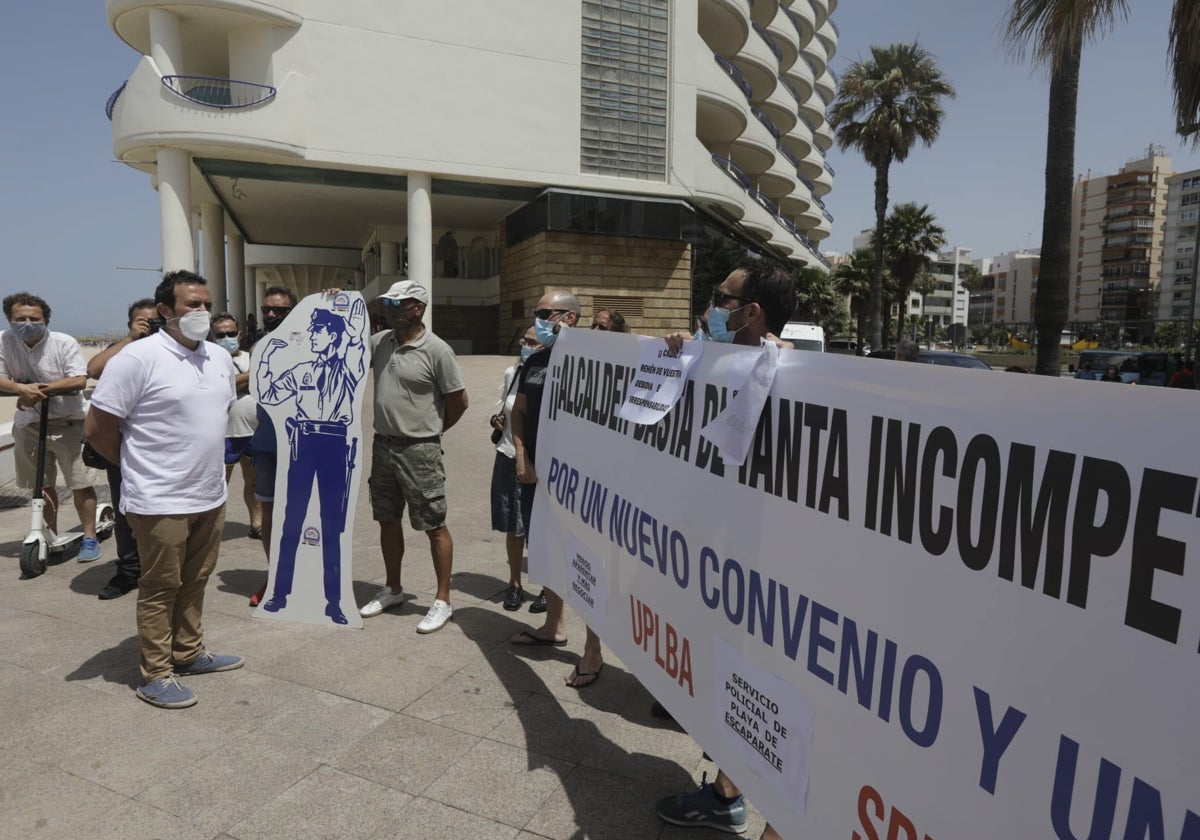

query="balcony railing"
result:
[712,154,752,190]
[714,55,753,101]
[780,78,804,105]
[751,106,781,140]
[802,54,824,78]
[105,81,127,121]
[786,9,809,41]
[796,112,818,133]
[752,23,783,63]
[824,161,836,177]
[162,75,277,109]
[748,188,779,216]
[776,144,801,168]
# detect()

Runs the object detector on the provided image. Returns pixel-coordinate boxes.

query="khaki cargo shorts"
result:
[368,436,447,530]
[13,419,100,491]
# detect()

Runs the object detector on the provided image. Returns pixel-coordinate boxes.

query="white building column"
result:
[148,8,182,76]
[380,241,399,277]
[200,203,227,310]
[227,228,246,323]
[157,148,193,273]
[246,268,258,326]
[407,172,433,328]
[255,279,267,313]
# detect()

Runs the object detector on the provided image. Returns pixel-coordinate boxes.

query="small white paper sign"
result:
[563,530,607,635]
[617,337,702,425]
[701,340,779,465]
[713,636,814,811]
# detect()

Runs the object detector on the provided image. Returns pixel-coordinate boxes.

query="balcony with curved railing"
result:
[765,8,799,71]
[105,81,127,121]
[162,75,277,109]
[751,106,781,142]
[714,54,753,101]
[814,69,836,105]
[782,56,815,103]
[786,5,815,49]
[776,143,801,169]
[699,52,752,148]
[699,0,751,57]
[801,52,826,81]
[812,117,834,151]
[808,0,829,30]
[816,18,838,59]
[824,161,836,178]
[712,154,752,191]
[731,25,780,100]
[752,22,783,66]
[748,188,780,217]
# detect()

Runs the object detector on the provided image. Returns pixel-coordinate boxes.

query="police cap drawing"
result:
[252,291,369,627]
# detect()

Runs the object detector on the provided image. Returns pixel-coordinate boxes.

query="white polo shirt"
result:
[0,330,89,427]
[90,330,236,515]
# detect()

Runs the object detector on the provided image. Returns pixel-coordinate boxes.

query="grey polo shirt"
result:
[371,328,464,439]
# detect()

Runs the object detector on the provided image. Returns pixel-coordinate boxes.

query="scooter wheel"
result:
[19,542,46,578]
[97,506,116,540]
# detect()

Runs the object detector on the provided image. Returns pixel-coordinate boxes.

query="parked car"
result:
[779,321,824,352]
[868,348,992,370]
[826,338,865,355]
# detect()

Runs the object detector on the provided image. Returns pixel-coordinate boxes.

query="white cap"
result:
[378,280,429,305]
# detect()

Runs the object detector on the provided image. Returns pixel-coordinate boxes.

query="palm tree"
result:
[881,202,946,339]
[1003,1,1130,375]
[832,248,877,354]
[1170,1,1200,136]
[829,43,955,353]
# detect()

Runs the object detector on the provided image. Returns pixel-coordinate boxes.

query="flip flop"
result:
[512,629,568,647]
[567,663,603,688]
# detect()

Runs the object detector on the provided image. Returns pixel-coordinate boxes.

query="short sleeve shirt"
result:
[371,328,464,438]
[0,330,89,426]
[90,331,236,515]
[516,347,551,464]
[226,351,258,438]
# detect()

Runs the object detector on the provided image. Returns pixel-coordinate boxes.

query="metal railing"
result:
[824,161,836,177]
[776,144,801,168]
[714,55,752,101]
[751,106,781,140]
[748,188,779,216]
[780,78,804,105]
[712,154,752,190]
[752,23,783,63]
[162,75,277,109]
[105,81,127,121]
[802,54,824,78]
[786,9,809,41]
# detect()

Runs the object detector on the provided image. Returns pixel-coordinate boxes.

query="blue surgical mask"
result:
[534,318,558,348]
[520,346,536,363]
[694,327,712,342]
[706,305,746,343]
[10,321,46,343]
[217,337,240,354]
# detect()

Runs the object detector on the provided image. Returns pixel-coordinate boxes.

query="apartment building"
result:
[923,246,972,332]
[105,0,838,350]
[1068,146,1171,339]
[979,249,1039,324]
[1156,168,1200,321]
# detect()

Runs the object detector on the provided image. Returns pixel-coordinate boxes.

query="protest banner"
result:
[252,291,368,628]
[527,328,1200,839]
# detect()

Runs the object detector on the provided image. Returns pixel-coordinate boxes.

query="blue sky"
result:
[0,2,1195,336]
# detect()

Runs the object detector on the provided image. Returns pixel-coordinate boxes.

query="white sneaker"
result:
[416,599,453,634]
[360,586,404,618]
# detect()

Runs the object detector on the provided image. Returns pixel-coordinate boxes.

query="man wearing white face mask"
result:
[0,291,102,561]
[211,312,261,542]
[86,270,241,709]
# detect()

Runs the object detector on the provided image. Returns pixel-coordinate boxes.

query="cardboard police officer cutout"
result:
[252,291,368,628]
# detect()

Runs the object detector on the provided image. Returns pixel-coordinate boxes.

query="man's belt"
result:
[374,432,441,446]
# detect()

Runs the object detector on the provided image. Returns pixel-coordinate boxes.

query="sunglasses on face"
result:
[711,291,754,307]
[261,305,293,316]
[591,323,610,331]
[533,308,569,321]
[212,330,239,339]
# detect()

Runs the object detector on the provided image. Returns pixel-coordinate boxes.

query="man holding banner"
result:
[656,259,796,838]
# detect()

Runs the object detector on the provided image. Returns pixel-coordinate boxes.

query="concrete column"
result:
[200,203,227,310]
[148,8,182,76]
[380,241,399,277]
[255,279,267,313]
[157,148,193,273]
[245,268,257,323]
[227,228,246,323]
[407,172,433,328]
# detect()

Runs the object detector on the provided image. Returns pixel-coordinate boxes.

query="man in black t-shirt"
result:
[509,290,604,688]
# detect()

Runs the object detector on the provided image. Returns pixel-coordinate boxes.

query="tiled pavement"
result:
[0,354,767,840]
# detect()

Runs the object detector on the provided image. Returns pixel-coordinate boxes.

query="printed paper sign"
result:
[618,337,702,425]
[564,530,607,635]
[252,291,368,629]
[701,340,778,466]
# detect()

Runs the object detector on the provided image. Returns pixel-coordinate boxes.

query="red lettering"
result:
[665,622,679,677]
[852,786,932,840]
[853,785,885,840]
[630,595,643,646]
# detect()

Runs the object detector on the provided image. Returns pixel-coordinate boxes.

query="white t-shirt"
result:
[226,351,258,438]
[494,364,519,459]
[90,331,236,515]
[0,330,89,427]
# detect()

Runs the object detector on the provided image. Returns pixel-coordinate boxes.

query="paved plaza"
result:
[0,354,767,840]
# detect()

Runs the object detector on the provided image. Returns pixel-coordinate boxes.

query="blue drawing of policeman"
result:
[259,297,366,624]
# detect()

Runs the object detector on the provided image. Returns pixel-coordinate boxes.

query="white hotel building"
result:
[105,0,837,351]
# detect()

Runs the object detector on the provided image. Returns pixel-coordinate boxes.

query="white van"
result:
[779,321,824,352]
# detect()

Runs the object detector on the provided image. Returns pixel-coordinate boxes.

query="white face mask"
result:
[178,310,212,342]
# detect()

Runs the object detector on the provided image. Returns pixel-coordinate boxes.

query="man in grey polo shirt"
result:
[360,280,468,634]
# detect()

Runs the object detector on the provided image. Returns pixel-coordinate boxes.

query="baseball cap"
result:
[379,280,429,305]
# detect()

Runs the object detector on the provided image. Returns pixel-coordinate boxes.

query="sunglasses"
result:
[591,323,610,331]
[533,308,570,320]
[261,305,293,316]
[711,291,755,307]
[212,330,239,339]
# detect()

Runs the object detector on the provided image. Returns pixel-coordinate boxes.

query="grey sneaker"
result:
[656,773,748,834]
[360,586,403,618]
[136,675,197,709]
[174,651,244,676]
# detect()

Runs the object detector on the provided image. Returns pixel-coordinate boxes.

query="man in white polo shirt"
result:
[86,270,242,709]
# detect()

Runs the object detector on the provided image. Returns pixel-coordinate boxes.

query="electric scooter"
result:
[18,394,114,578]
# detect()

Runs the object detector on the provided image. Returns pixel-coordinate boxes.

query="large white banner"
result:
[528,329,1200,839]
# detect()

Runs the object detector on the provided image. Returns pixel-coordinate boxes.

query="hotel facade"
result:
[106,0,838,351]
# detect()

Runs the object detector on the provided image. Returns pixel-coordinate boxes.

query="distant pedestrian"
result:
[211,313,261,540]
[86,270,243,709]
[0,292,103,562]
[1168,359,1195,388]
[1101,365,1123,383]
[896,339,920,362]
[591,308,628,333]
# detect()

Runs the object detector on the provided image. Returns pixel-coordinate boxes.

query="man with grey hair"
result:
[509,290,605,688]
[896,339,920,362]
[359,280,468,635]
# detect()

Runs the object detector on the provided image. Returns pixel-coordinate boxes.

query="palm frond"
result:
[1170,0,1200,140]
[1003,0,1129,69]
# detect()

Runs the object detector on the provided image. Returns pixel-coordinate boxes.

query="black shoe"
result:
[502,586,524,611]
[325,603,348,625]
[529,590,547,614]
[98,575,138,600]
[262,595,287,613]
[248,526,262,540]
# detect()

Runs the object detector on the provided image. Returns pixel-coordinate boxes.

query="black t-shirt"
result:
[516,347,551,464]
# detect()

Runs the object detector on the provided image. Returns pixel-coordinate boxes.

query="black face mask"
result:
[263,314,285,333]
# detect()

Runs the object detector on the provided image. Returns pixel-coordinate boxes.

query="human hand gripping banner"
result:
[252,292,368,629]
[526,329,1200,839]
